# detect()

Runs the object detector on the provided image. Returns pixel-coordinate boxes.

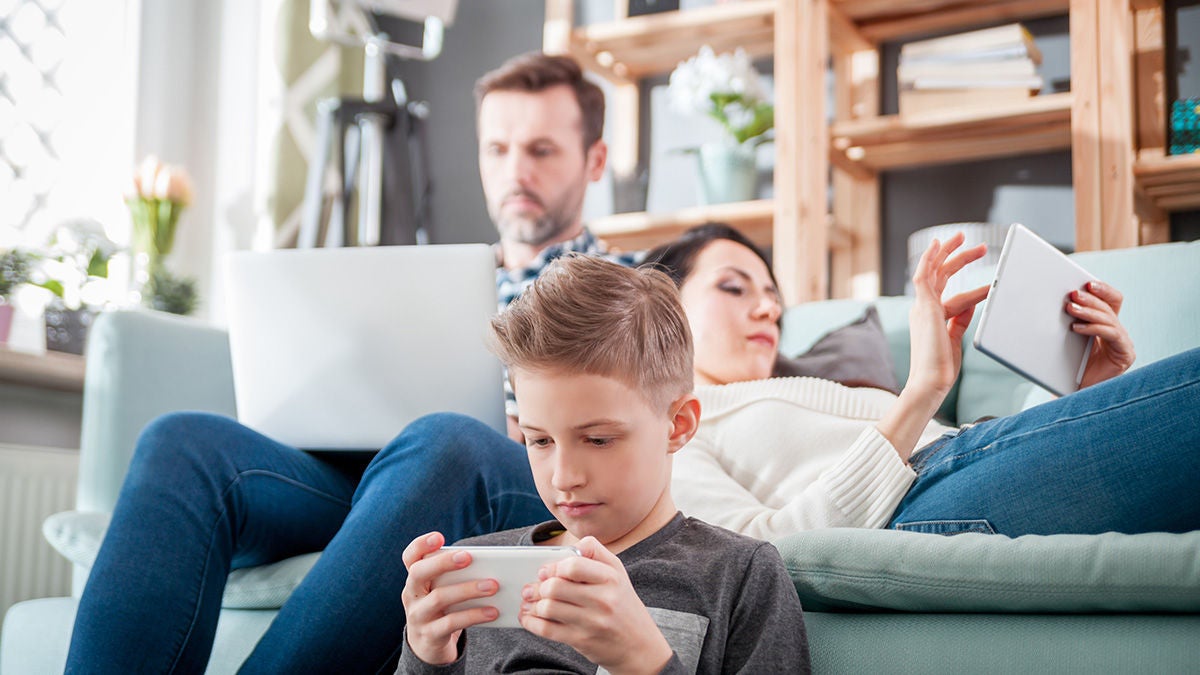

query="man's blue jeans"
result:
[66,412,548,674]
[889,347,1200,536]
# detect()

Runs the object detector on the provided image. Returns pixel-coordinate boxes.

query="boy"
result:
[398,255,809,674]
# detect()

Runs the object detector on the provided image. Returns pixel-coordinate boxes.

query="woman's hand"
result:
[878,233,989,462]
[519,537,673,675]
[1070,281,1135,388]
[906,233,990,398]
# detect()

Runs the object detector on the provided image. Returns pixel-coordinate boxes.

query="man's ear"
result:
[585,139,607,182]
[666,394,701,454]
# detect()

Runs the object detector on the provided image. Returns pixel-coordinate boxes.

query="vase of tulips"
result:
[126,156,199,315]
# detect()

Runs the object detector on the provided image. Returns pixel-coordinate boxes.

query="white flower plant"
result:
[667,46,774,147]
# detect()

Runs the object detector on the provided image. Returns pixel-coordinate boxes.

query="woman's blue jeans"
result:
[889,347,1200,536]
[65,412,548,674]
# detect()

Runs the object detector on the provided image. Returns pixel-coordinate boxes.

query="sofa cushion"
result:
[776,528,1200,613]
[43,511,320,610]
[775,306,900,393]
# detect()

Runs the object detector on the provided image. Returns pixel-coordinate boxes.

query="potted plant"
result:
[667,45,775,204]
[0,248,35,345]
[33,220,120,354]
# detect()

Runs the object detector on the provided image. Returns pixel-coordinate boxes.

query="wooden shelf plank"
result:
[590,199,774,252]
[836,0,1067,43]
[832,92,1071,169]
[0,347,85,393]
[833,92,1070,145]
[569,0,776,81]
[1134,153,1200,212]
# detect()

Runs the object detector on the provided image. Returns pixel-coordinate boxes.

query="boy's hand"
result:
[401,532,501,666]
[518,537,673,675]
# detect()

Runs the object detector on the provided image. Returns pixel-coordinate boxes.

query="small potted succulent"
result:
[0,248,35,345]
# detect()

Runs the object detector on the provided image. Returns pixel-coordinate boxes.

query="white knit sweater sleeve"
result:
[671,378,924,541]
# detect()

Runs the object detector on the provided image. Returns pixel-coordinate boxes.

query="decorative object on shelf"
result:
[905,222,1008,298]
[898,23,1043,117]
[668,45,773,204]
[144,265,199,316]
[126,156,199,315]
[43,301,96,355]
[696,143,757,205]
[1169,98,1200,155]
[31,219,119,354]
[628,0,679,17]
[0,248,35,345]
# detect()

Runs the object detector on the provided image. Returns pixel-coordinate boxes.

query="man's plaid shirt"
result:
[495,228,643,415]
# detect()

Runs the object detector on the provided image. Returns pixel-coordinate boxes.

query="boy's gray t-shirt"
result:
[398,513,810,674]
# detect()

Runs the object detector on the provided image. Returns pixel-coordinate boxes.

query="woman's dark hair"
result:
[640,223,777,289]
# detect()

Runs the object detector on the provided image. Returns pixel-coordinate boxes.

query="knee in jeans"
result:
[379,412,502,470]
[131,411,241,481]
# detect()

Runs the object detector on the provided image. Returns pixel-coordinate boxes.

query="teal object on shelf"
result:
[1169,97,1200,155]
[695,142,758,205]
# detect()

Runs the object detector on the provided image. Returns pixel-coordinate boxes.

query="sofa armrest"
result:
[77,310,236,514]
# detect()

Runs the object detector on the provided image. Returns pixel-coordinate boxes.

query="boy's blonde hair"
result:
[489,254,693,413]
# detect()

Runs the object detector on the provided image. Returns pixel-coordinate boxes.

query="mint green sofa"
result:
[3,240,1198,674]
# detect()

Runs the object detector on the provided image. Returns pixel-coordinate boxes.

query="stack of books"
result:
[898,23,1043,116]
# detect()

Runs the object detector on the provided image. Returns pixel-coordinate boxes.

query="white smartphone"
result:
[431,546,580,628]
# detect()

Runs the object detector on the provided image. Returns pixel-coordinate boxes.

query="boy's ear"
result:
[666,394,701,454]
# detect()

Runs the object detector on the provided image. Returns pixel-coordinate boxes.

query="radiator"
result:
[0,445,77,619]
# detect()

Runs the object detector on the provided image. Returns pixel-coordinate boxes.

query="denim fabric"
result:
[889,348,1200,537]
[66,412,547,675]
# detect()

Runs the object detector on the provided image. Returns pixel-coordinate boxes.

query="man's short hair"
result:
[489,254,693,413]
[474,52,605,151]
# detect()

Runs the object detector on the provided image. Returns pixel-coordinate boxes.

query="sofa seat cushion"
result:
[776,528,1200,613]
[43,511,320,609]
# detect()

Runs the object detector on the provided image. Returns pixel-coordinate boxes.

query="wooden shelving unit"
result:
[589,199,775,252]
[558,0,776,80]
[831,92,1073,170]
[1128,1,1200,242]
[546,0,1193,302]
[1135,152,1200,212]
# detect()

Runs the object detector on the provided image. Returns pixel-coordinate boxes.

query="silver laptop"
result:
[225,244,505,450]
[972,224,1097,397]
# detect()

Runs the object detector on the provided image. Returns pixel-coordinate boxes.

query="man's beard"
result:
[493,189,580,247]
[498,213,570,247]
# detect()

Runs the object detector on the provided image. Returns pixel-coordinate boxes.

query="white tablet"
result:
[972,224,1096,396]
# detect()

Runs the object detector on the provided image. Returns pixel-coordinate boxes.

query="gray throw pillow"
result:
[773,305,900,393]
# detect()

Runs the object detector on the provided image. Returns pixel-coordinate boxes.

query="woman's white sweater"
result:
[670,377,955,541]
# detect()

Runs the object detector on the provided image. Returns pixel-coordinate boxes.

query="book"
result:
[898,57,1038,85]
[903,75,1044,91]
[900,23,1043,65]
[900,43,1041,65]
[899,87,1037,117]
